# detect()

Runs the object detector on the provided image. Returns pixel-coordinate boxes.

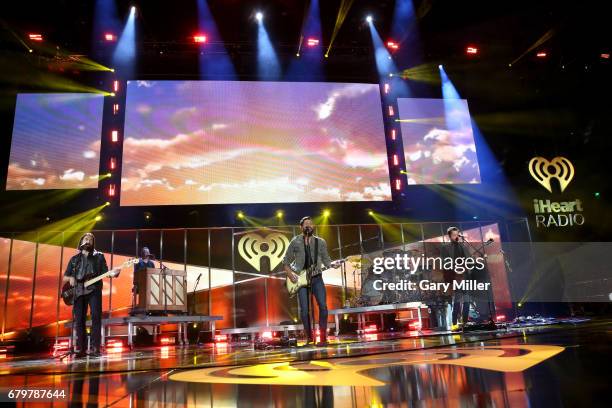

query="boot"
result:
[316,333,328,347]
[301,331,315,347]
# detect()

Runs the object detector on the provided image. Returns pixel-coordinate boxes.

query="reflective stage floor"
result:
[0,321,609,407]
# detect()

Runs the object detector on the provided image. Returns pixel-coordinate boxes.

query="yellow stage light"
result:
[94,215,102,222]
[323,209,331,217]
[237,211,244,219]
[276,210,283,218]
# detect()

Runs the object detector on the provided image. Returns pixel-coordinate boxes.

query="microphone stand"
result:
[58,253,85,361]
[160,260,168,316]
[460,236,496,325]
[58,285,79,360]
[192,273,202,314]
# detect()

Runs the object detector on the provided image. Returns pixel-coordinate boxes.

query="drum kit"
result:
[345,248,452,307]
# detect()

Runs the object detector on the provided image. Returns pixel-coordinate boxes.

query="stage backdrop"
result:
[6,93,105,190]
[119,80,391,205]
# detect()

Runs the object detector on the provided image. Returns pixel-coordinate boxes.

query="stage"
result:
[0,0,610,406]
[0,320,609,406]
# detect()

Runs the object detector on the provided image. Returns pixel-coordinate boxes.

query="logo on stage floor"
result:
[238,232,289,272]
[169,345,565,386]
[528,156,574,193]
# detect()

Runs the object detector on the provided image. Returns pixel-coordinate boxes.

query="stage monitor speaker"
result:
[133,268,187,314]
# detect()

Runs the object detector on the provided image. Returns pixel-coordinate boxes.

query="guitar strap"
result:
[308,237,319,283]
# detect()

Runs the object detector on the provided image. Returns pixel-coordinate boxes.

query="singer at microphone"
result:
[134,246,156,275]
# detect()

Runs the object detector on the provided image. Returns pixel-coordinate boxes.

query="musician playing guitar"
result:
[62,233,118,357]
[283,216,335,346]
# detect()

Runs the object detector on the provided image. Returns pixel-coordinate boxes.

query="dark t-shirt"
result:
[304,241,312,270]
[64,251,108,290]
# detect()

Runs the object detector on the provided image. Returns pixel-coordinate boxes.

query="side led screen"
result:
[397,98,481,185]
[6,93,104,190]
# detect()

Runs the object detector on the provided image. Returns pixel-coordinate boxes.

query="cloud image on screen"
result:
[397,98,481,185]
[6,93,104,190]
[120,81,390,205]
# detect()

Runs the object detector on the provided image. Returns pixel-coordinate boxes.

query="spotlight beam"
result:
[510,28,555,66]
[113,6,136,75]
[325,0,355,57]
[257,15,281,79]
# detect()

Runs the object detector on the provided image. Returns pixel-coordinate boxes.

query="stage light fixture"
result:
[94,215,103,222]
[391,129,396,140]
[193,34,207,43]
[388,105,394,116]
[383,83,390,94]
[536,51,547,58]
[109,157,117,170]
[113,80,119,92]
[394,178,402,191]
[28,33,43,41]
[366,15,373,23]
[255,11,263,22]
[306,37,319,47]
[601,53,610,59]
[438,64,443,69]
[387,40,399,50]
[111,130,119,142]
[393,154,399,166]
[104,33,116,41]
[108,184,116,197]
[105,201,110,206]
[237,211,244,219]
[368,210,374,216]
[594,192,600,198]
[112,103,119,115]
[276,210,283,218]
[323,209,331,217]
[466,46,478,55]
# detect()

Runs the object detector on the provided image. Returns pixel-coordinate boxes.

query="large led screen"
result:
[6,93,104,190]
[120,80,390,206]
[397,98,481,185]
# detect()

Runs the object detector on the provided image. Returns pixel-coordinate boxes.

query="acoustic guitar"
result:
[61,258,137,306]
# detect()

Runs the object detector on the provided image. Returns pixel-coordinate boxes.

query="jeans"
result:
[297,274,328,339]
[73,288,102,352]
[452,290,470,325]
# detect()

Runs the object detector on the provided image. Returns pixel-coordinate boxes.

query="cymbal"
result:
[345,255,372,267]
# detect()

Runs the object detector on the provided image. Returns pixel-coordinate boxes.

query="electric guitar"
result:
[286,260,344,297]
[61,258,138,306]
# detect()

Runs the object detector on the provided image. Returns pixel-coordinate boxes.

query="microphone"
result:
[193,273,202,293]
[487,238,494,243]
